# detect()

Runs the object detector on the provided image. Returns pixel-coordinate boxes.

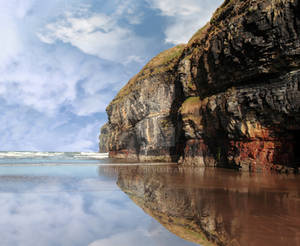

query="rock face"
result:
[100,0,300,172]
[178,0,300,172]
[99,123,110,153]
[103,45,186,161]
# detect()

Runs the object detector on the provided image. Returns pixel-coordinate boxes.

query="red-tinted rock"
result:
[100,0,300,172]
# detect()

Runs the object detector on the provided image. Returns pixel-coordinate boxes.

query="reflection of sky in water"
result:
[0,166,196,246]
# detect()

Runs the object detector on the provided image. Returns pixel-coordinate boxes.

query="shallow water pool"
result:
[0,160,299,246]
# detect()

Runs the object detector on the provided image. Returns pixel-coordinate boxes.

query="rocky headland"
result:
[100,0,300,172]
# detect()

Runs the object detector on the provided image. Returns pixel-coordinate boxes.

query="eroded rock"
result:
[100,0,300,172]
[103,45,186,161]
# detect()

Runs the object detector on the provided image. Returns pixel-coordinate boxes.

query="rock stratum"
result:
[100,0,300,172]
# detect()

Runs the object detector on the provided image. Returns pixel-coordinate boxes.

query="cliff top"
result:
[109,44,185,106]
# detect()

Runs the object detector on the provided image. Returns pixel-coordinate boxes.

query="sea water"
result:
[0,151,109,165]
[0,151,299,246]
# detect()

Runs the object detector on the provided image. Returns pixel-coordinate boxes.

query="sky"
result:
[0,0,223,152]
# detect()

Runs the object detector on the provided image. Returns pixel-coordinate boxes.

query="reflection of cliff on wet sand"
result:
[111,166,300,246]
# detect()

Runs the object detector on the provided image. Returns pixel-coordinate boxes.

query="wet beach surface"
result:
[0,162,299,246]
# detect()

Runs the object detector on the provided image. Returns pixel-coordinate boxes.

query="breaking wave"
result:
[0,151,109,165]
[0,151,108,159]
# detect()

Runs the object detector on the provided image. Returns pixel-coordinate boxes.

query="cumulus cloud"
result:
[61,121,105,151]
[0,0,40,66]
[0,0,221,151]
[0,103,106,152]
[0,49,118,116]
[38,4,147,63]
[114,0,144,25]
[147,0,223,44]
[71,94,110,116]
[0,1,143,151]
[0,50,78,114]
[0,1,146,117]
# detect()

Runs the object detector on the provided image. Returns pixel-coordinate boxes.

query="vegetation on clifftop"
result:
[109,44,185,105]
[102,0,300,171]
[188,22,211,44]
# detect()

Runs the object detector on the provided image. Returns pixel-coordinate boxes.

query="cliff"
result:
[100,0,300,172]
[99,123,110,153]
[104,44,186,161]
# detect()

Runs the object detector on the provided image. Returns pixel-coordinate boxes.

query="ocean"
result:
[0,151,109,165]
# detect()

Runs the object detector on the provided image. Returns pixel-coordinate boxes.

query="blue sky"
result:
[0,0,222,152]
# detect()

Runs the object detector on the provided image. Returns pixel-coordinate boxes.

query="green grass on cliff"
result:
[183,96,201,104]
[180,97,201,115]
[188,22,211,44]
[110,44,185,105]
[188,0,238,44]
[210,0,236,25]
[188,0,234,44]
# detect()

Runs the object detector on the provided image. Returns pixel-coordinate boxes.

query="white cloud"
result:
[0,0,149,151]
[0,0,35,19]
[0,103,106,152]
[0,50,78,115]
[72,94,111,116]
[14,0,36,19]
[147,0,223,44]
[0,0,223,151]
[0,31,125,117]
[38,6,146,63]
[114,0,144,25]
[0,1,79,115]
[61,121,105,152]
[0,14,22,67]
[0,0,38,65]
[148,0,202,16]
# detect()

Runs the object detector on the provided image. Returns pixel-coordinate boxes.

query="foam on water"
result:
[0,151,177,166]
[0,151,108,159]
[0,151,109,165]
[73,152,109,159]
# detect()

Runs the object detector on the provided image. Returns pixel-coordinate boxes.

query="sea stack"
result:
[100,0,300,172]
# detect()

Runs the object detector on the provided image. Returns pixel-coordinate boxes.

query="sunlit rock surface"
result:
[100,0,300,172]
[103,45,186,162]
